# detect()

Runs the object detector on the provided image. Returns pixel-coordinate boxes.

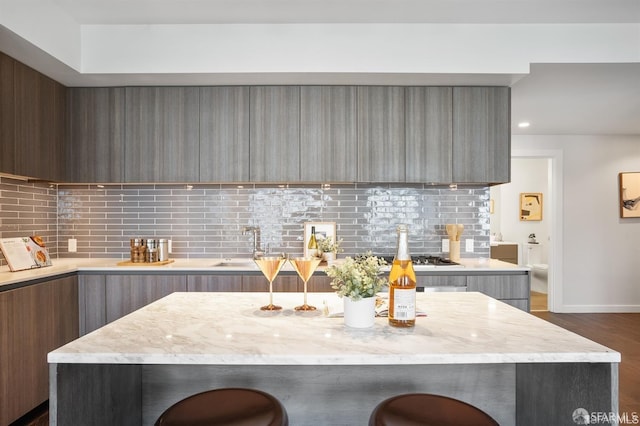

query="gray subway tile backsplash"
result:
[0,178,490,265]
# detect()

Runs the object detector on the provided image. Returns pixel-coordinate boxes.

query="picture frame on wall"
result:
[303,222,336,257]
[520,193,543,221]
[619,172,640,218]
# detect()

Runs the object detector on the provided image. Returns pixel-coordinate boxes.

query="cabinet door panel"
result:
[200,87,250,182]
[187,275,243,292]
[79,275,107,335]
[357,86,405,182]
[105,275,187,323]
[125,87,200,182]
[467,275,530,300]
[0,277,78,425]
[405,87,453,183]
[67,88,125,182]
[300,86,357,181]
[0,284,50,424]
[242,275,299,292]
[14,62,66,181]
[453,87,510,184]
[0,52,15,174]
[49,276,80,351]
[415,275,466,288]
[307,275,334,292]
[250,86,300,181]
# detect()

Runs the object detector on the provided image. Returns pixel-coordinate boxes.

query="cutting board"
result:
[116,259,175,266]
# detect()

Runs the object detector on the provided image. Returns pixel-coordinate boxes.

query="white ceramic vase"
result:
[322,251,336,265]
[343,296,376,328]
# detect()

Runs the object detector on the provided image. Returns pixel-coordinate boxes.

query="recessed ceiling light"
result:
[518,122,531,128]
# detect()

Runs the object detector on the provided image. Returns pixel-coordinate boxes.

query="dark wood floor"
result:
[13,313,640,425]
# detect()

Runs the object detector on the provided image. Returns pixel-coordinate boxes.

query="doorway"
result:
[490,149,563,312]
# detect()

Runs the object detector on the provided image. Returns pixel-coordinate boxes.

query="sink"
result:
[212,259,257,268]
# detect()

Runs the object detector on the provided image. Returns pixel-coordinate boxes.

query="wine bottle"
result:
[388,224,416,327]
[307,226,318,251]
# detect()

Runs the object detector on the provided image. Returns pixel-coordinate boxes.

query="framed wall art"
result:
[619,172,640,218]
[519,193,543,221]
[303,222,336,257]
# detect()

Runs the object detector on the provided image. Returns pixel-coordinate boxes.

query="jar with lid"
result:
[146,239,159,263]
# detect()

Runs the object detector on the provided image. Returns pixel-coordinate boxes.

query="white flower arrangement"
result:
[317,236,344,254]
[324,252,387,300]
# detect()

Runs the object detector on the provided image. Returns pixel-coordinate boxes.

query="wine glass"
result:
[290,256,322,311]
[254,256,287,311]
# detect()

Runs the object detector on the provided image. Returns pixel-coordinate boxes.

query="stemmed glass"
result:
[290,257,322,311]
[254,255,287,311]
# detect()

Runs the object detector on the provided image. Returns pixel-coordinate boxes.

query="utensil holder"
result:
[449,240,461,262]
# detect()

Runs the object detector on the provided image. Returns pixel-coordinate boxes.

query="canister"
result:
[146,239,159,263]
[158,239,169,262]
[130,238,146,263]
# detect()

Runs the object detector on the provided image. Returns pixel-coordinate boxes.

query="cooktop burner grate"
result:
[378,255,459,266]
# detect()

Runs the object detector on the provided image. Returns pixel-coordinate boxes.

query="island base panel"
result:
[143,364,515,426]
[49,363,141,426]
[516,362,618,426]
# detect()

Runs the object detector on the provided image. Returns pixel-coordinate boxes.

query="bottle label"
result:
[391,288,416,320]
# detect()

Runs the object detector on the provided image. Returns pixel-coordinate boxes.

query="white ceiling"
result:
[2,0,640,135]
[511,63,640,135]
[52,0,640,25]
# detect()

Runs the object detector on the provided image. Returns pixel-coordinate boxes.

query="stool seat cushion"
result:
[369,393,498,426]
[156,388,288,426]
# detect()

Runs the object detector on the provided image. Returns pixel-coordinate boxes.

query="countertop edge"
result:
[2,257,529,289]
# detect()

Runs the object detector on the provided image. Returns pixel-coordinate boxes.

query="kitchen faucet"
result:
[242,226,264,258]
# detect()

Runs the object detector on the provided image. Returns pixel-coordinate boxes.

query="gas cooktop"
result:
[378,255,460,266]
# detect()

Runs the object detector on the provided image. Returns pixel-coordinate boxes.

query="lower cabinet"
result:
[490,244,518,264]
[308,275,334,292]
[466,274,530,312]
[79,274,107,336]
[77,270,531,338]
[79,274,187,335]
[415,272,530,311]
[105,275,187,323]
[187,274,242,292]
[0,275,78,425]
[416,275,467,290]
[242,274,299,292]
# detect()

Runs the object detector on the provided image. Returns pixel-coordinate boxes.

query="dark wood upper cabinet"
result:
[0,52,15,174]
[67,88,125,182]
[452,87,510,184]
[1,54,510,186]
[405,87,453,183]
[300,86,358,182]
[13,61,66,181]
[199,87,250,182]
[124,87,200,182]
[357,86,405,182]
[249,86,300,182]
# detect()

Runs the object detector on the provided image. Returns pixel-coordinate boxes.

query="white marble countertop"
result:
[0,257,528,288]
[48,292,619,365]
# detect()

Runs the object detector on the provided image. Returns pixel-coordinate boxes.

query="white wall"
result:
[491,158,550,264]
[513,135,640,312]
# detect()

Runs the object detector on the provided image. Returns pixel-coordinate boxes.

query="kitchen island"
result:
[48,292,618,426]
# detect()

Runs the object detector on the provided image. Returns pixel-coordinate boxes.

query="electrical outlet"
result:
[68,238,77,253]
[442,238,450,253]
[465,238,474,253]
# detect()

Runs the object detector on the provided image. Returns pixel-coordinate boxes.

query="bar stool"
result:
[369,393,498,426]
[155,388,288,426]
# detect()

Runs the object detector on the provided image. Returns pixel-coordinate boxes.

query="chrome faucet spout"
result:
[242,226,264,258]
